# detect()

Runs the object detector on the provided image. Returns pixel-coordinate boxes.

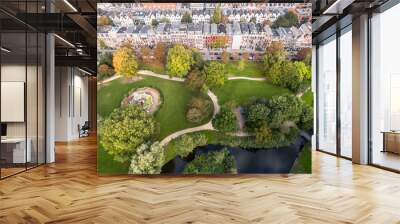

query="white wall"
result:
[55,67,89,141]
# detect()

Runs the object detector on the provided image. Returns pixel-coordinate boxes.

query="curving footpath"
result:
[133,70,268,146]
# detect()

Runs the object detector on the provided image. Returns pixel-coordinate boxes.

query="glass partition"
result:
[0,1,46,179]
[370,3,400,171]
[339,27,352,158]
[317,35,337,154]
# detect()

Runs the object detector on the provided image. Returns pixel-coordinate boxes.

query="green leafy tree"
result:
[129,142,164,174]
[213,106,237,132]
[160,17,170,23]
[166,45,193,77]
[151,19,159,27]
[99,39,109,49]
[298,104,313,130]
[250,17,257,23]
[99,52,113,67]
[181,11,192,23]
[255,121,272,144]
[100,105,156,162]
[186,95,212,123]
[192,49,204,69]
[273,11,299,28]
[183,148,237,174]
[174,133,207,158]
[113,47,138,77]
[238,59,245,71]
[246,103,270,129]
[211,5,222,24]
[203,61,227,88]
[267,95,303,129]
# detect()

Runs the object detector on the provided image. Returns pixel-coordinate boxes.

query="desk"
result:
[1,138,31,163]
[382,131,400,154]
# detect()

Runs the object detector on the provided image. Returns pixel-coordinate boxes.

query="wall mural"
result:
[97,3,313,174]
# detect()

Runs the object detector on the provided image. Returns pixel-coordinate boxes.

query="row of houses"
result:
[98,21,311,55]
[99,6,310,27]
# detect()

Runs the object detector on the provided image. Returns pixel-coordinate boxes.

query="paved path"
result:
[127,70,269,145]
[228,76,266,81]
[98,75,120,85]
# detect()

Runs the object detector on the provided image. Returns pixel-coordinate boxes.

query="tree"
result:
[98,52,113,67]
[250,17,257,23]
[113,47,139,77]
[183,148,237,174]
[185,69,205,90]
[246,103,270,129]
[151,19,159,27]
[100,105,156,162]
[129,142,164,174]
[166,45,193,77]
[238,59,245,71]
[120,40,133,49]
[296,48,312,66]
[242,52,250,62]
[203,61,227,88]
[174,133,207,158]
[221,51,230,64]
[154,42,167,64]
[267,95,303,129]
[212,106,237,132]
[298,104,313,130]
[181,11,192,23]
[255,121,272,144]
[192,49,204,69]
[186,96,212,123]
[211,5,222,24]
[140,46,152,63]
[160,17,170,23]
[99,39,109,49]
[97,16,113,26]
[272,11,299,28]
[98,64,115,81]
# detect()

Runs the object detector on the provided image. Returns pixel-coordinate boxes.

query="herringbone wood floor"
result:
[1,136,400,224]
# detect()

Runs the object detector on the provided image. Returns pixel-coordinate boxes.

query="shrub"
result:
[98,64,115,81]
[186,96,212,123]
[185,69,205,91]
[174,133,207,158]
[183,148,237,174]
[100,105,156,162]
[129,142,164,174]
[212,106,237,132]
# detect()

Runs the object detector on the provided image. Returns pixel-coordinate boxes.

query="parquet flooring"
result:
[1,135,400,224]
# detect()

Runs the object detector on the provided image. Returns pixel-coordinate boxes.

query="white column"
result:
[46,33,55,163]
[352,14,369,164]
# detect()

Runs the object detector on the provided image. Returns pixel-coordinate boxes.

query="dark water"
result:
[162,133,309,174]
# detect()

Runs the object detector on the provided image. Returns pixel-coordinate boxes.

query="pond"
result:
[162,134,309,174]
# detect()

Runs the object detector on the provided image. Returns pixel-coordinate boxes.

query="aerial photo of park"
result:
[97,3,313,174]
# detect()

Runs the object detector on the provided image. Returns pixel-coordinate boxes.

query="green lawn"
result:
[97,136,130,174]
[290,143,312,173]
[226,61,264,78]
[301,89,313,107]
[98,76,209,140]
[214,80,291,105]
[139,62,166,74]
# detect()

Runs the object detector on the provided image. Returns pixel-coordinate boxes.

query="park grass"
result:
[290,143,312,173]
[226,61,264,78]
[213,79,291,106]
[139,61,166,74]
[301,89,313,107]
[97,136,130,174]
[98,76,209,140]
